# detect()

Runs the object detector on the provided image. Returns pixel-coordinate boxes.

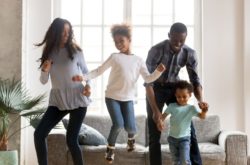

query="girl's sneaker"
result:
[105,145,115,164]
[127,138,135,152]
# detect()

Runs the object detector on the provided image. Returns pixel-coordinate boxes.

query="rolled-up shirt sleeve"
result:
[145,47,160,86]
[186,51,201,87]
[40,71,49,84]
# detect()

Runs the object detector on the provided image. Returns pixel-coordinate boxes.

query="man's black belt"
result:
[153,82,176,88]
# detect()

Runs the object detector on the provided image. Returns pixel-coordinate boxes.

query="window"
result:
[53,0,201,114]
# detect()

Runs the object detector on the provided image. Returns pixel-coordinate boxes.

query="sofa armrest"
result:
[218,130,248,165]
[48,129,68,165]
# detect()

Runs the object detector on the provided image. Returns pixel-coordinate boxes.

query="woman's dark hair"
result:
[175,80,193,93]
[170,22,187,35]
[35,18,82,68]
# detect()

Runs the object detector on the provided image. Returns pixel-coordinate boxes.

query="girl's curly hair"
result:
[111,23,131,39]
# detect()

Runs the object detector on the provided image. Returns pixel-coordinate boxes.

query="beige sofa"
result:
[47,115,248,165]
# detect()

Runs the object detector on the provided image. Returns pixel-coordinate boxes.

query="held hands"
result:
[72,75,83,82]
[198,101,209,112]
[72,75,90,96]
[41,59,53,72]
[157,119,165,132]
[82,84,91,97]
[198,102,208,119]
[152,111,165,132]
[156,63,166,72]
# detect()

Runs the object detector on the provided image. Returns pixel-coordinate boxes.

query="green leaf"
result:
[0,77,46,149]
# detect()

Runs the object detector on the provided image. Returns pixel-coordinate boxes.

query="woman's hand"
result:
[41,60,53,72]
[72,75,83,82]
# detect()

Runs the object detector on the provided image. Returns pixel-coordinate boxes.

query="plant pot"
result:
[0,150,18,165]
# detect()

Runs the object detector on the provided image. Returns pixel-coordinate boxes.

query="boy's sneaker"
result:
[127,138,135,152]
[105,146,115,164]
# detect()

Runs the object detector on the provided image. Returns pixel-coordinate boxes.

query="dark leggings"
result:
[34,106,87,165]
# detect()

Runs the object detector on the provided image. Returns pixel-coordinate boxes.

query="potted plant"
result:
[0,77,46,164]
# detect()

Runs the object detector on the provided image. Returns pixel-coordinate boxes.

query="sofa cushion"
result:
[199,142,225,159]
[193,115,221,143]
[198,142,226,165]
[83,114,147,146]
[67,144,147,165]
[62,119,107,146]
[31,116,64,129]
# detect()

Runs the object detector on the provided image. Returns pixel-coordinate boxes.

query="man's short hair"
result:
[170,22,187,34]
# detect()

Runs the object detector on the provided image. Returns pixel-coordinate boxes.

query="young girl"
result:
[34,18,91,165]
[159,80,208,165]
[72,23,165,163]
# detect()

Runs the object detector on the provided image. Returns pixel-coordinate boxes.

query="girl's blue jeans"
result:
[168,136,191,165]
[105,97,137,146]
[34,106,87,165]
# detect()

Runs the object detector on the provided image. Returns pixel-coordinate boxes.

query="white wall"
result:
[244,0,250,154]
[203,0,249,153]
[21,0,52,164]
[203,0,244,130]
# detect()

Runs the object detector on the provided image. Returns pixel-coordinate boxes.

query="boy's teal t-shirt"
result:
[164,103,200,138]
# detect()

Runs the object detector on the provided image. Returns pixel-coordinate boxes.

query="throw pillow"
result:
[30,116,64,129]
[62,118,107,146]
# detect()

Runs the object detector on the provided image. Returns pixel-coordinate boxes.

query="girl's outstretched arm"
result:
[140,62,166,83]
[73,53,114,81]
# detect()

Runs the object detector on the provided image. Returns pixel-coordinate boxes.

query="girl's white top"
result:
[85,53,162,101]
[40,48,91,110]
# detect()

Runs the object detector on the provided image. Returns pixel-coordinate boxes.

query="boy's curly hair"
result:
[111,23,131,39]
[175,80,193,93]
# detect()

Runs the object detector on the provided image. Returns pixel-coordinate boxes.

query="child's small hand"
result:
[198,101,209,112]
[41,59,53,72]
[201,108,208,113]
[82,84,91,97]
[72,75,83,82]
[152,111,162,124]
[156,120,165,132]
[156,63,166,72]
